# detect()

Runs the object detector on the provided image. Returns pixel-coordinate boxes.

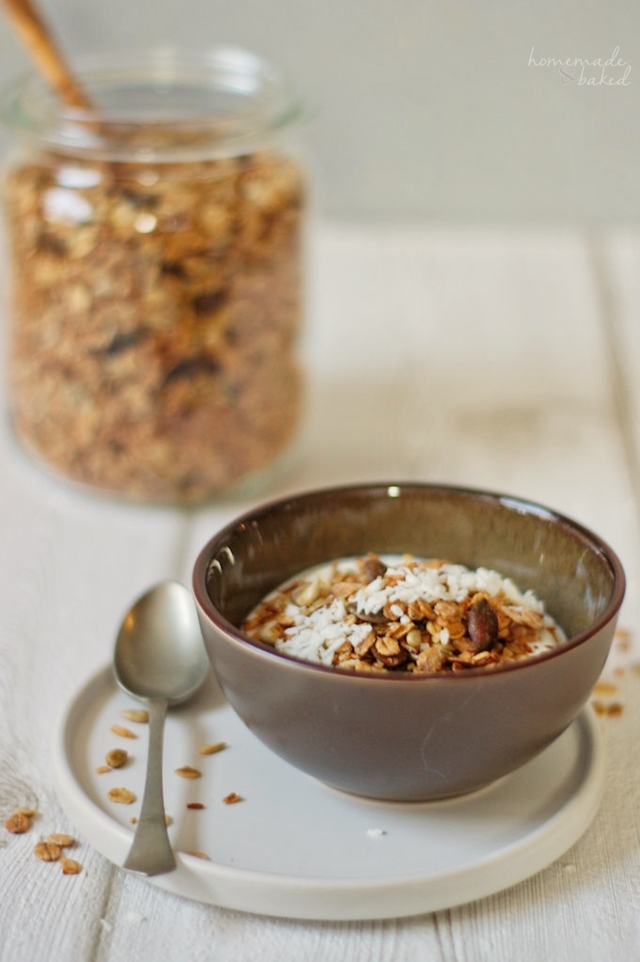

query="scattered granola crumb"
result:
[175,766,202,779]
[120,709,149,724]
[187,802,205,810]
[130,814,172,827]
[95,765,112,775]
[107,787,137,804]
[111,725,137,739]
[105,749,128,769]
[593,681,618,697]
[47,833,75,848]
[614,627,632,651]
[222,792,244,805]
[5,812,31,834]
[185,850,211,860]
[592,700,624,717]
[7,810,81,872]
[34,841,62,862]
[198,742,227,756]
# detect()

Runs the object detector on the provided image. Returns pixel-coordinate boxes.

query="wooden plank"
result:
[0,415,188,961]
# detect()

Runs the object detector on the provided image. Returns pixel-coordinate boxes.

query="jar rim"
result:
[0,46,306,161]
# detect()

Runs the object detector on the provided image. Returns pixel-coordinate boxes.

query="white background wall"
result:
[0,0,638,224]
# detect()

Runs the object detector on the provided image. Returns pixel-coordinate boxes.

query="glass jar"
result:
[0,48,306,503]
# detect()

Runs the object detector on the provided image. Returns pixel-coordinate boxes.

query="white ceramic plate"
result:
[53,666,604,921]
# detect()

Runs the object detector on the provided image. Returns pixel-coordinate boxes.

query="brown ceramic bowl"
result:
[192,482,625,801]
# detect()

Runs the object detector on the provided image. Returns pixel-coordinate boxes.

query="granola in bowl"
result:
[241,554,567,672]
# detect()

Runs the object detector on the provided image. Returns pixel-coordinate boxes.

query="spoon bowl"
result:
[113,580,209,876]
[114,581,209,706]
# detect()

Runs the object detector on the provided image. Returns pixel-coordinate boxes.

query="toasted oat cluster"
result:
[4,149,304,502]
[241,554,566,673]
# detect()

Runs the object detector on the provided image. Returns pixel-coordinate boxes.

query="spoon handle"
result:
[2,0,93,109]
[123,697,176,876]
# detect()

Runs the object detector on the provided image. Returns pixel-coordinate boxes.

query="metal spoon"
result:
[113,581,209,877]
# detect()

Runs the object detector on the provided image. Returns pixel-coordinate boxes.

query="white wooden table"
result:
[1,224,639,962]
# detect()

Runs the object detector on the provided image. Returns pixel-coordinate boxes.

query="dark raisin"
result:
[92,330,147,356]
[192,290,228,316]
[161,261,187,279]
[163,357,219,383]
[37,234,67,257]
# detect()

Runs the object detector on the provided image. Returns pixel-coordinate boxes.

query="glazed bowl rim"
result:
[192,481,626,682]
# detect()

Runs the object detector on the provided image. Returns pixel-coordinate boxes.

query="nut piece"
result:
[292,579,322,606]
[61,857,83,875]
[373,636,409,669]
[34,841,61,862]
[353,608,389,625]
[105,749,128,769]
[107,787,137,805]
[467,598,499,652]
[110,725,137,739]
[5,812,31,834]
[120,709,149,723]
[47,833,75,847]
[175,766,202,779]
[363,557,387,582]
[197,742,227,756]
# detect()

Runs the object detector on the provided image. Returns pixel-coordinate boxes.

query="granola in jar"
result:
[1,49,305,503]
[241,554,567,672]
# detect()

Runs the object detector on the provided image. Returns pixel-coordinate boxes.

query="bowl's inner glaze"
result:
[204,485,619,645]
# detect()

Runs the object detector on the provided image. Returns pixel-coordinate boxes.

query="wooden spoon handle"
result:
[2,0,93,110]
